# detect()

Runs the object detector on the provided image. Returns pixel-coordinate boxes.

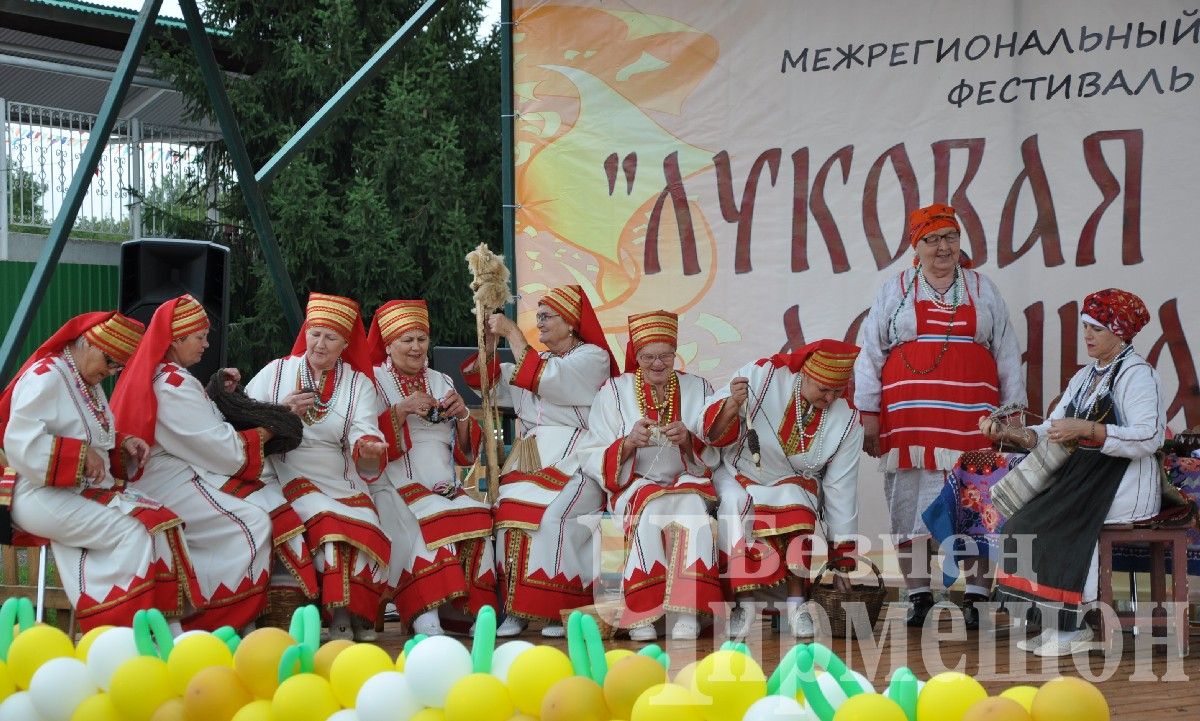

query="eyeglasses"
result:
[535,312,562,324]
[637,352,676,366]
[103,353,124,372]
[921,232,961,247]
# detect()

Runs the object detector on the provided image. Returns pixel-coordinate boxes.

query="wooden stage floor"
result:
[372,606,1200,720]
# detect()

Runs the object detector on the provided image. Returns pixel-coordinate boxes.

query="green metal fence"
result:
[0,260,119,386]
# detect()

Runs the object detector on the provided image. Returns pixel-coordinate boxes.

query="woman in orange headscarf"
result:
[1,312,200,630]
[462,284,620,637]
[581,310,722,642]
[246,293,390,640]
[368,300,494,636]
[853,203,1025,629]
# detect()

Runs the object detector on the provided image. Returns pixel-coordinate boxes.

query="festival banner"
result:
[511,0,1200,430]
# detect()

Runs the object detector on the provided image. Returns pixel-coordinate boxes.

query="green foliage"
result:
[150,0,502,371]
[7,168,46,225]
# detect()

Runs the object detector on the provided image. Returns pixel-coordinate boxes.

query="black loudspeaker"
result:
[119,239,230,383]
[429,346,515,407]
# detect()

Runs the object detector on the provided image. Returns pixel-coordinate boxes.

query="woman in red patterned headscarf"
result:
[853,203,1027,630]
[981,288,1162,657]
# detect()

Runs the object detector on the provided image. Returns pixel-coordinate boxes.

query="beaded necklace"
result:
[61,346,113,443]
[298,358,343,425]
[635,368,678,425]
[889,264,963,375]
[786,373,827,457]
[387,361,429,400]
[1070,344,1132,420]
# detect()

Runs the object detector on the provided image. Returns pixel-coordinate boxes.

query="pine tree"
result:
[152,0,501,370]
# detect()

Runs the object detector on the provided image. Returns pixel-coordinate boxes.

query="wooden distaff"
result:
[466,243,512,503]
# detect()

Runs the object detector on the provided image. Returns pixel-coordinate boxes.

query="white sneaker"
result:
[1034,626,1095,657]
[788,605,815,638]
[728,603,756,638]
[496,616,527,637]
[629,624,658,642]
[1017,628,1054,653]
[540,623,566,638]
[412,609,444,637]
[670,616,701,641]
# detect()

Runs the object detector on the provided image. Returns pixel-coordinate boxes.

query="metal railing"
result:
[1,99,231,252]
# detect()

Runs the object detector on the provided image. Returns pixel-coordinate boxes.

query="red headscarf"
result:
[289,292,373,376]
[110,295,212,446]
[0,311,144,443]
[623,310,678,373]
[540,285,620,377]
[758,339,861,386]
[908,203,972,269]
[1081,288,1150,342]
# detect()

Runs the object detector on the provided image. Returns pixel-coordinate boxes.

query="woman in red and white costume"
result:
[1,312,201,631]
[111,294,274,630]
[706,340,862,638]
[246,292,390,640]
[582,310,722,642]
[462,284,619,637]
[368,299,494,636]
[853,203,1025,628]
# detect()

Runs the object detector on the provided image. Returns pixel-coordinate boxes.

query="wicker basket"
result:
[559,601,621,640]
[810,556,887,638]
[257,587,310,629]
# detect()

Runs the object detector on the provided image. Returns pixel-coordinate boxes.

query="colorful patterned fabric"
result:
[84,313,145,364]
[1082,288,1150,342]
[908,203,959,248]
[168,294,209,340]
[624,309,678,372]
[367,300,429,364]
[304,292,360,338]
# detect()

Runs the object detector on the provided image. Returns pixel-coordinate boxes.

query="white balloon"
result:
[356,672,422,721]
[805,670,876,713]
[85,626,140,691]
[28,657,97,721]
[327,710,362,721]
[0,692,45,721]
[489,641,534,683]
[742,695,814,720]
[402,636,472,708]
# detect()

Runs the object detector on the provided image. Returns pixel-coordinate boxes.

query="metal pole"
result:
[500,0,517,308]
[129,117,142,240]
[177,0,303,334]
[254,0,449,188]
[0,0,164,383]
[1,97,9,261]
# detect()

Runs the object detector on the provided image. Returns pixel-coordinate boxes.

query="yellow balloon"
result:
[168,633,235,695]
[833,693,908,721]
[150,697,188,721]
[270,673,341,721]
[504,645,574,716]
[604,655,667,721]
[411,710,446,721]
[329,642,395,707]
[999,686,1039,713]
[8,624,75,689]
[70,692,123,721]
[444,672,514,721]
[234,627,295,699]
[76,625,114,661]
[689,651,767,721]
[962,696,1032,721]
[673,661,699,689]
[395,650,406,672]
[631,683,701,721]
[185,665,255,721]
[1030,677,1109,721]
[110,656,177,721]
[541,676,608,721]
[313,639,355,679]
[605,649,635,667]
[917,671,988,721]
[230,699,273,721]
[0,660,15,703]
